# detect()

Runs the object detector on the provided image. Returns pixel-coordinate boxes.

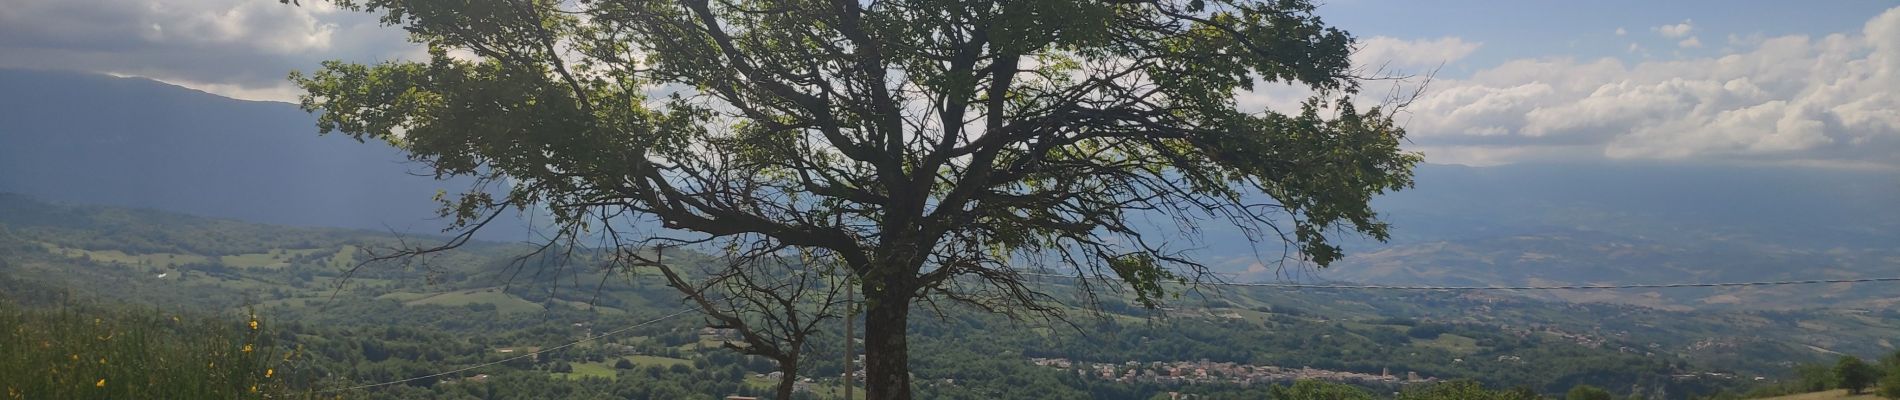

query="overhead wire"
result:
[1017,272,1900,290]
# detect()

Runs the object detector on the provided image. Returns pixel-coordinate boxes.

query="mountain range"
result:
[3,68,1897,310]
[0,68,538,241]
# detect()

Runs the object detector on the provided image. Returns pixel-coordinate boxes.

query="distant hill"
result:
[1370,163,1900,248]
[1302,163,1900,309]
[0,69,537,240]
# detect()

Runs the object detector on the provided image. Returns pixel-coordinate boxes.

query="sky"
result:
[1,0,1896,169]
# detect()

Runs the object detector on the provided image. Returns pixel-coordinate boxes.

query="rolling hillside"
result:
[1295,164,1900,310]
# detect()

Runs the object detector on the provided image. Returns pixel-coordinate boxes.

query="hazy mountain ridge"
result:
[1318,227,1900,309]
[0,68,535,240]
[5,69,1898,311]
[1293,164,1900,309]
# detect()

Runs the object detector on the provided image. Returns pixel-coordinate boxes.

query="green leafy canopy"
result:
[288,0,1417,395]
[290,0,1415,302]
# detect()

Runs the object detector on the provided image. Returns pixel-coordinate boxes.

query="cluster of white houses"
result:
[1030,357,1435,386]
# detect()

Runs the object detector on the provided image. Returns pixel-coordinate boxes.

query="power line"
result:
[1018,272,1900,290]
[316,307,697,393]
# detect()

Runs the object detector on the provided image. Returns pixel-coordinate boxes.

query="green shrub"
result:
[1398,380,1542,400]
[1269,380,1374,400]
[1566,384,1612,400]
[1879,366,1900,399]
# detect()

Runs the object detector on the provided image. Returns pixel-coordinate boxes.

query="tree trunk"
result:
[861,281,913,400]
[774,357,797,400]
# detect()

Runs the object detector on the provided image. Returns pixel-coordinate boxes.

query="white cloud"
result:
[5,1,1895,170]
[1410,145,1596,167]
[124,73,305,103]
[1396,7,1900,168]
[0,0,417,102]
[1654,19,1695,38]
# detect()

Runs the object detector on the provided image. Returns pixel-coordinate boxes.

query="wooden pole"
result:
[843,281,854,400]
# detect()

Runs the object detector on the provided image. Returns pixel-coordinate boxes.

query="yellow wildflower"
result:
[249,384,257,393]
[248,319,258,331]
[95,379,105,388]
[265,369,274,378]
[242,344,253,353]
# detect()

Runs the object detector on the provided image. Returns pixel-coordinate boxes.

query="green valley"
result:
[2,194,1895,399]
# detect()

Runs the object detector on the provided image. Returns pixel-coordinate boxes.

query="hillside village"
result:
[1031,357,1434,386]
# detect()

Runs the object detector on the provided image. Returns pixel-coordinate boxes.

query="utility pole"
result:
[843,282,854,400]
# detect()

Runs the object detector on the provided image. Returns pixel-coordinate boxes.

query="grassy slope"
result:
[1414,333,1483,355]
[399,289,546,314]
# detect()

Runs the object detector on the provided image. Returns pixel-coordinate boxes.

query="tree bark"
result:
[774,357,797,400]
[861,280,913,400]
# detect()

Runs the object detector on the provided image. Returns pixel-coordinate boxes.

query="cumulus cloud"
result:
[0,0,417,102]
[1399,7,1900,168]
[1654,19,1695,38]
[5,1,1897,171]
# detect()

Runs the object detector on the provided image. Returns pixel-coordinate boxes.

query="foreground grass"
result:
[0,302,288,399]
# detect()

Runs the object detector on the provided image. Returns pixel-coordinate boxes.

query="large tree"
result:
[288,0,1419,397]
[1838,356,1877,395]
